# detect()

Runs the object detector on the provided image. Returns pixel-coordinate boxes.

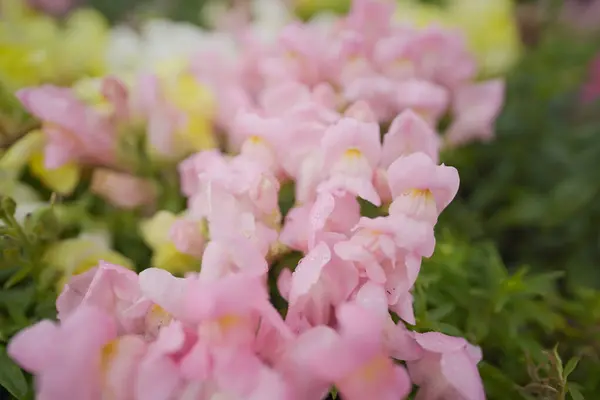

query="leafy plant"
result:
[443,27,600,290]
[416,227,600,398]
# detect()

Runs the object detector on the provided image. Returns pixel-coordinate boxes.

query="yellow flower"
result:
[144,62,218,160]
[447,0,522,76]
[0,129,44,171]
[28,152,81,195]
[140,211,200,274]
[395,0,522,76]
[395,1,449,27]
[58,9,109,79]
[165,70,217,154]
[43,231,134,292]
[0,129,81,195]
[0,1,108,90]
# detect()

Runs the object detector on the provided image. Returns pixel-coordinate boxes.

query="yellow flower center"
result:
[344,148,362,158]
[341,355,389,386]
[409,188,433,198]
[248,135,264,145]
[100,339,119,372]
[217,314,243,331]
[145,304,173,338]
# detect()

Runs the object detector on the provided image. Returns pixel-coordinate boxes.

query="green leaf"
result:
[564,357,580,379]
[0,286,35,311]
[569,386,585,400]
[427,304,455,321]
[0,345,28,400]
[277,181,296,218]
[4,266,33,289]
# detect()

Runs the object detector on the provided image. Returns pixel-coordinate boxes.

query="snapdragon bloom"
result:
[17,85,118,169]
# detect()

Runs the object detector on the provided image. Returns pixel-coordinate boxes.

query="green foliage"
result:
[0,196,64,397]
[443,28,600,290]
[0,345,28,400]
[416,227,600,398]
[0,83,36,148]
[0,197,62,340]
[87,0,212,25]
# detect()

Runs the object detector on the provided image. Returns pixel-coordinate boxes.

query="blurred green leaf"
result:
[0,345,28,400]
[569,386,585,400]
[564,357,580,379]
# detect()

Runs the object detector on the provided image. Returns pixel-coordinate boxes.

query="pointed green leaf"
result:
[569,386,585,400]
[564,357,580,379]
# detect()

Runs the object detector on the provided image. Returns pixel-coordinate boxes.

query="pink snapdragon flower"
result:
[280,190,360,252]
[56,262,148,335]
[17,86,117,169]
[446,80,506,146]
[90,169,157,210]
[408,332,485,400]
[8,306,117,399]
[169,218,207,258]
[285,239,359,333]
[306,303,412,400]
[316,117,382,205]
[387,152,460,225]
[381,109,441,167]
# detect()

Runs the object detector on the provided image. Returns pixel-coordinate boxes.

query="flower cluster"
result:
[6,0,501,398]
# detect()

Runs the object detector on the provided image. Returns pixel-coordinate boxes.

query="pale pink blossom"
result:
[446,80,505,146]
[17,86,117,168]
[101,76,131,123]
[334,215,433,286]
[381,109,441,167]
[101,335,148,400]
[8,306,117,400]
[135,321,192,399]
[395,80,449,125]
[232,112,285,172]
[178,150,225,197]
[305,303,412,400]
[406,27,477,89]
[169,218,206,258]
[408,332,485,400]
[286,240,359,333]
[319,117,382,205]
[353,281,422,358]
[344,100,378,123]
[183,273,292,346]
[274,326,338,400]
[56,262,148,335]
[277,189,359,253]
[387,152,460,224]
[91,169,157,210]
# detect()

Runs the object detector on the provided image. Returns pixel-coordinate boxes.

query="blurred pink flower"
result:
[582,54,600,104]
[28,0,80,16]
[17,86,117,169]
[91,169,157,210]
